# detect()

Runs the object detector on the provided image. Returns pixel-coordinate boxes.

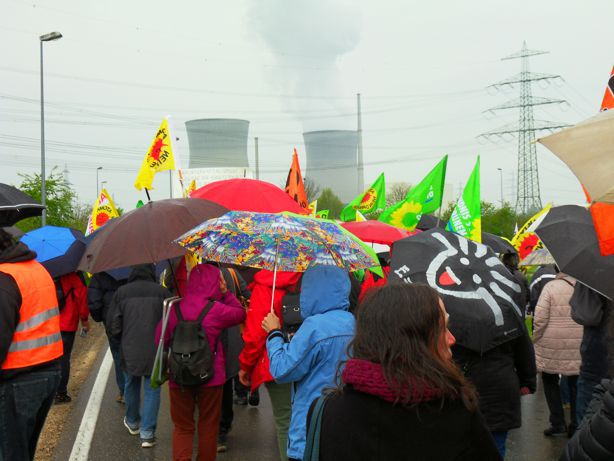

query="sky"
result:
[2,0,612,212]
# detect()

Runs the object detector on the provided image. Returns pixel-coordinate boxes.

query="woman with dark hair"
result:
[308,283,501,461]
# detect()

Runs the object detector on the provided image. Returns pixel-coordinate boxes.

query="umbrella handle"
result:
[270,240,280,314]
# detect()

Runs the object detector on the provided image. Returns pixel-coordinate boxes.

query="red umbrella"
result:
[191,178,308,214]
[341,220,417,245]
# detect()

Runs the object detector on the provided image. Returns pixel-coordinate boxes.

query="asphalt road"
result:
[53,344,568,461]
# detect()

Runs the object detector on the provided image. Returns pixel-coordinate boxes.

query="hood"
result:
[0,241,36,264]
[253,269,301,288]
[128,263,157,283]
[300,265,349,319]
[183,263,223,304]
[556,272,576,285]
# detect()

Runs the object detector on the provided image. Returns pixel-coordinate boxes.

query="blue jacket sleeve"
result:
[266,321,318,383]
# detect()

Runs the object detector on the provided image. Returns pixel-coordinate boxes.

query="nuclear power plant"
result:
[303,130,359,202]
[185,118,250,169]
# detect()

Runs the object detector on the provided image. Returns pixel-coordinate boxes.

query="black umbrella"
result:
[417,214,516,255]
[78,198,228,274]
[0,184,45,226]
[481,232,516,255]
[389,228,526,353]
[535,205,614,300]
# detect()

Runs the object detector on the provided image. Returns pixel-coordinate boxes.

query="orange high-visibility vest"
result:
[0,259,63,370]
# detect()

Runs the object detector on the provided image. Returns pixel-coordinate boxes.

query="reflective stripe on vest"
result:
[0,260,63,370]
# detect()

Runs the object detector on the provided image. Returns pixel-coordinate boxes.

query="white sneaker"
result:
[141,437,157,448]
[123,417,139,436]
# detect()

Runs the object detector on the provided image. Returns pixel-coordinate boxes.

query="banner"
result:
[511,203,552,259]
[85,188,120,236]
[134,118,176,191]
[185,179,197,198]
[340,173,386,222]
[284,148,309,209]
[308,200,318,217]
[315,210,329,219]
[446,156,481,242]
[379,155,447,230]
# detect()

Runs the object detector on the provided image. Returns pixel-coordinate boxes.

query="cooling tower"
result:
[185,119,250,168]
[303,130,359,202]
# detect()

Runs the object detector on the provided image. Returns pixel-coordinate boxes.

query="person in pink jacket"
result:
[156,263,245,461]
[533,272,583,438]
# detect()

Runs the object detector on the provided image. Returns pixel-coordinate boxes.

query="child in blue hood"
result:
[262,265,355,461]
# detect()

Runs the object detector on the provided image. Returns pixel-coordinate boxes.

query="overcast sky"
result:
[2,0,612,212]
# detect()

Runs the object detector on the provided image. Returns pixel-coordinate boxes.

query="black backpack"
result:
[281,277,303,341]
[168,300,216,387]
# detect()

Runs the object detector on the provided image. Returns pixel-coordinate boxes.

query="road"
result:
[53,344,569,461]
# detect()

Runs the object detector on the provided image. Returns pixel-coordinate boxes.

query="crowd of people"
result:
[0,225,613,461]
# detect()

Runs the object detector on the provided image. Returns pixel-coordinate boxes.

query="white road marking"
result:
[69,347,113,461]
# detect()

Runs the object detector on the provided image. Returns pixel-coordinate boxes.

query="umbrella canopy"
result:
[191,178,307,214]
[389,228,525,353]
[538,110,614,204]
[535,205,614,299]
[0,184,45,226]
[341,220,415,245]
[175,211,380,273]
[2,226,24,238]
[481,232,516,255]
[518,248,556,267]
[21,225,86,278]
[416,214,444,231]
[78,198,228,274]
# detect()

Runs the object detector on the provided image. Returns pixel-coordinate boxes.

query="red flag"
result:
[284,149,309,210]
[591,202,614,256]
[600,65,614,112]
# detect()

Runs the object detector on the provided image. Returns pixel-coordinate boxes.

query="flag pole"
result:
[145,188,152,203]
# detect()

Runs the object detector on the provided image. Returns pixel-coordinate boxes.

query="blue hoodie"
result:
[266,265,355,460]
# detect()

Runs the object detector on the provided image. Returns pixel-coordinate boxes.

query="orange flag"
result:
[600,65,614,112]
[284,149,309,210]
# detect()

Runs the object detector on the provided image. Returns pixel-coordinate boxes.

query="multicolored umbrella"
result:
[176,211,380,274]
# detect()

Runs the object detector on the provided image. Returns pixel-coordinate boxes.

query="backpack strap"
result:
[173,302,185,322]
[196,300,216,323]
[303,393,330,461]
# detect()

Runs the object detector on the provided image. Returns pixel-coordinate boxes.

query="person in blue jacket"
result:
[262,265,355,461]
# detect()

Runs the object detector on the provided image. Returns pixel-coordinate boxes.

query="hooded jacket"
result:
[533,273,583,375]
[58,272,88,332]
[88,272,126,333]
[110,264,171,376]
[239,269,301,390]
[156,264,246,388]
[0,241,60,380]
[266,265,355,460]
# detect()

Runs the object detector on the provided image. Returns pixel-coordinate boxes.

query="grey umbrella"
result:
[0,184,45,226]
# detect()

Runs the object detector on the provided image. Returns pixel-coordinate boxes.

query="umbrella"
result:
[538,110,614,204]
[2,226,24,238]
[78,198,228,274]
[341,220,415,245]
[518,248,556,267]
[534,205,614,299]
[176,211,380,274]
[0,184,45,226]
[21,226,86,278]
[389,228,525,353]
[417,214,516,255]
[481,232,516,255]
[416,214,445,231]
[191,178,308,214]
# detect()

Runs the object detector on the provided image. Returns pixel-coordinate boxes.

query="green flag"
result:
[136,200,144,209]
[379,155,448,230]
[315,210,329,219]
[340,173,386,222]
[446,156,481,242]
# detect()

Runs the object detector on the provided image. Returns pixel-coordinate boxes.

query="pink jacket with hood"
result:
[156,263,246,388]
[533,273,583,375]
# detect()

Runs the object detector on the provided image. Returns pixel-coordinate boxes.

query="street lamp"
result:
[497,168,504,206]
[96,166,103,197]
[40,31,62,226]
[101,180,108,191]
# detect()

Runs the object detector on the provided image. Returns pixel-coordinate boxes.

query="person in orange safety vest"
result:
[0,228,62,461]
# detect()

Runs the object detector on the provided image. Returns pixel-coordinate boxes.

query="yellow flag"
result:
[185,179,197,198]
[511,203,552,260]
[308,200,318,217]
[355,210,367,222]
[134,118,176,191]
[85,188,120,236]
